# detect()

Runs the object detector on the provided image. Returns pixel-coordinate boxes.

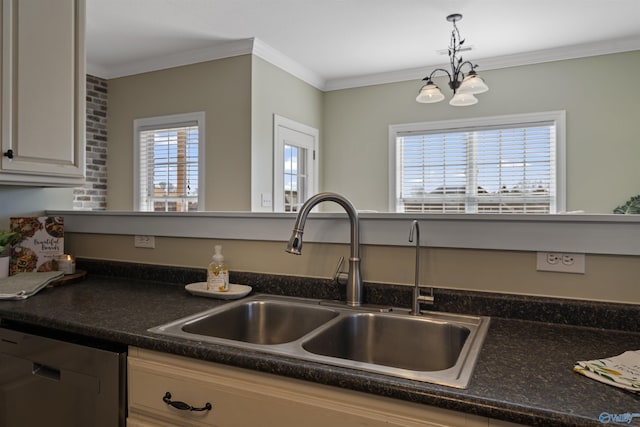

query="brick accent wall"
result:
[74,75,107,209]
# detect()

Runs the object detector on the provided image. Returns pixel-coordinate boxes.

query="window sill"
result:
[47,211,640,256]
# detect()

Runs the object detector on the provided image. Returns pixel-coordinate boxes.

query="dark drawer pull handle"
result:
[163,392,212,412]
[3,149,13,159]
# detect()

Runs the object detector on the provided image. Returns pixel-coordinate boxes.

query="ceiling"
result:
[86,0,640,90]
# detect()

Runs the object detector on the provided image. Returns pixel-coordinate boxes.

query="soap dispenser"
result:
[207,245,229,291]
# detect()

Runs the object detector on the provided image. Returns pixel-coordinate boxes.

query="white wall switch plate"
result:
[261,192,272,208]
[536,252,585,274]
[134,235,155,249]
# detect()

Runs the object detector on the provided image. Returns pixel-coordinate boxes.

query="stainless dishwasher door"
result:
[0,326,126,427]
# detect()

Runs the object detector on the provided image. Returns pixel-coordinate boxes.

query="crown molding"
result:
[251,38,326,90]
[324,36,640,91]
[89,39,255,79]
[87,35,640,90]
[479,35,640,72]
[87,37,327,88]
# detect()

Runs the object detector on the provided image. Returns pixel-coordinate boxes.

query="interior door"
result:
[273,115,319,212]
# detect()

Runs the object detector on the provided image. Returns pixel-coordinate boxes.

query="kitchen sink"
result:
[149,294,489,388]
[181,300,338,344]
[301,313,470,371]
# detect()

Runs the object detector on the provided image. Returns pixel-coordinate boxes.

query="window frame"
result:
[133,112,206,212]
[273,114,319,212]
[388,111,566,213]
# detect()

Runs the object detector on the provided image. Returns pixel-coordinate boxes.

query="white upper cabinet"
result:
[1,0,85,186]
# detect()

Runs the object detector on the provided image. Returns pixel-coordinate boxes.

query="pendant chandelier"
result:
[416,14,488,107]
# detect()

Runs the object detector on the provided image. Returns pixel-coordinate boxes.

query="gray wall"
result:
[106,55,253,211]
[250,56,324,211]
[322,51,640,213]
[3,50,638,221]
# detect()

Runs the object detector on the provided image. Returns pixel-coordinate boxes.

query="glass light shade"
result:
[416,82,445,103]
[457,74,489,95]
[449,92,478,106]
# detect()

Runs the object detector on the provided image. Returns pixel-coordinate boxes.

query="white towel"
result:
[574,350,640,393]
[0,271,64,300]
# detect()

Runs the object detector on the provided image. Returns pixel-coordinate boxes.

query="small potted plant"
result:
[614,195,640,214]
[0,230,21,278]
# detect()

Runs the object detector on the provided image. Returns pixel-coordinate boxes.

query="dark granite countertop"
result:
[0,275,638,427]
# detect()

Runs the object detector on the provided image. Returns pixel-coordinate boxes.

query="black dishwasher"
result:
[0,323,126,427]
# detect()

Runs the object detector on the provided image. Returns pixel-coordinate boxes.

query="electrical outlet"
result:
[536,252,585,274]
[546,253,561,265]
[134,235,155,249]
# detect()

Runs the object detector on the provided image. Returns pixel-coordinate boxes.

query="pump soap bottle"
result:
[207,245,229,292]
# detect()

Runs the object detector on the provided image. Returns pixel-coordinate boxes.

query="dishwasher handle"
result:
[163,392,212,412]
[32,363,61,381]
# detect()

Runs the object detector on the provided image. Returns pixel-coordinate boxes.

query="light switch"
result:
[261,192,272,208]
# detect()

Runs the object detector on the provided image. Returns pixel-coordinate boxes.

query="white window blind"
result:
[394,114,563,214]
[135,113,204,212]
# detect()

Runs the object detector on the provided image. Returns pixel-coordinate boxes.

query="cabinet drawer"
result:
[128,347,501,427]
[128,361,218,426]
[128,354,425,427]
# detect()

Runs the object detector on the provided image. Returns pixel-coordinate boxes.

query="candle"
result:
[56,254,76,275]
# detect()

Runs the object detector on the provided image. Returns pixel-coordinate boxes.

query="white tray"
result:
[185,282,252,300]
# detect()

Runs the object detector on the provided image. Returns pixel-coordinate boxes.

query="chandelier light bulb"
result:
[449,92,478,106]
[457,72,489,95]
[416,81,445,103]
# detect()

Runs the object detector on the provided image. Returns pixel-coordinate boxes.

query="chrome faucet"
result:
[285,192,362,307]
[409,220,434,315]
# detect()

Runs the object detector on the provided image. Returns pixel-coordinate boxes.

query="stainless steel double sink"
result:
[149,294,490,388]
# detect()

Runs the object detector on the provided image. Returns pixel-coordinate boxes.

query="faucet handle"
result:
[333,256,348,285]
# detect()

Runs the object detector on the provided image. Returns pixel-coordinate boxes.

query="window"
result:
[283,144,309,212]
[273,115,318,212]
[389,111,565,214]
[134,112,205,212]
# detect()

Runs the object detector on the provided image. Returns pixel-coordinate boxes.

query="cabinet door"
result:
[1,0,85,185]
[128,347,496,427]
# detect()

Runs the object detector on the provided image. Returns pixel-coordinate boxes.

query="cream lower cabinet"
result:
[0,0,86,186]
[127,347,523,427]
